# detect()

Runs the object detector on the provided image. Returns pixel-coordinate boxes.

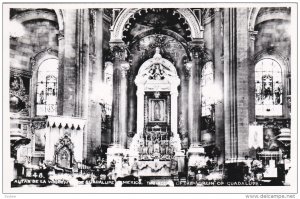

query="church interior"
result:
[8,7,292,186]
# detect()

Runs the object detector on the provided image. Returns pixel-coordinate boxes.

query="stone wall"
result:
[10,20,58,71]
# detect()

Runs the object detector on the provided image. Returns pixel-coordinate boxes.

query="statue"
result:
[154,140,160,153]
[131,158,139,177]
[148,140,154,155]
[160,141,166,155]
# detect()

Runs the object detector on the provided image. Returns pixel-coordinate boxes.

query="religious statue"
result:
[153,140,160,154]
[148,140,154,155]
[131,158,139,177]
[160,141,166,155]
[39,90,45,104]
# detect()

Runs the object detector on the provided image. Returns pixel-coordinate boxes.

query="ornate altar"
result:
[125,48,185,177]
[54,135,75,169]
[138,125,174,161]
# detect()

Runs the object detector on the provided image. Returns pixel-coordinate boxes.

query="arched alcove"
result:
[134,47,180,135]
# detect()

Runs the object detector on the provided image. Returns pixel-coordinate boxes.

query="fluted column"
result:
[224,8,250,161]
[224,8,238,161]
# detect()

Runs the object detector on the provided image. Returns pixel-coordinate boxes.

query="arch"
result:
[111,8,202,42]
[30,49,59,116]
[134,48,180,136]
[31,48,58,72]
[255,7,290,27]
[254,49,289,74]
[11,9,63,31]
[137,55,178,79]
[254,58,283,116]
[248,7,291,31]
[11,9,57,24]
[248,7,261,31]
[54,9,64,31]
[36,58,59,116]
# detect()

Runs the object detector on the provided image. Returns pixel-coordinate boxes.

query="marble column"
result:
[187,39,207,167]
[223,8,238,161]
[187,39,204,147]
[86,9,104,164]
[119,62,130,148]
[179,66,190,149]
[110,42,129,147]
[107,42,129,169]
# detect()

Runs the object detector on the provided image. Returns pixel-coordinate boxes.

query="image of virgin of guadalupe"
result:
[154,101,161,121]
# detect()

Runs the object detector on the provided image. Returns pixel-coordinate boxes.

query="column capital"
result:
[58,30,64,40]
[214,8,221,12]
[110,41,128,61]
[249,30,258,41]
[120,62,130,78]
[184,62,192,79]
[188,39,209,61]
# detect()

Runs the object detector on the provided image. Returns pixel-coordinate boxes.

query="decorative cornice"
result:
[47,115,86,130]
[110,8,202,42]
[249,30,258,41]
[57,30,64,40]
[188,39,208,61]
[30,121,47,130]
[10,68,32,78]
[54,135,74,153]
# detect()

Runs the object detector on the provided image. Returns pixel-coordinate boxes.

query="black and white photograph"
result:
[1,1,298,197]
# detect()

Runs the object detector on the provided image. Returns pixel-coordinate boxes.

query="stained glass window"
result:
[255,59,283,116]
[36,58,58,115]
[201,62,214,117]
